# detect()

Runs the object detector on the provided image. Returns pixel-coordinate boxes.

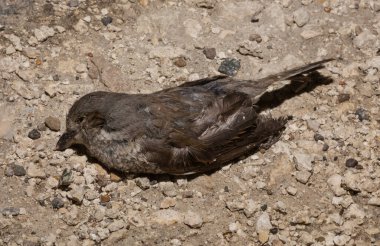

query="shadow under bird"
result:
[56,59,333,175]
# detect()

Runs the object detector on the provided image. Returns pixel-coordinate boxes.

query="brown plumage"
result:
[56,59,333,175]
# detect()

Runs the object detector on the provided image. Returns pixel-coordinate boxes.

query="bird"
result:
[56,59,333,175]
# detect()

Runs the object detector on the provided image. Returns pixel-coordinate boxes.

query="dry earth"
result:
[0,0,380,245]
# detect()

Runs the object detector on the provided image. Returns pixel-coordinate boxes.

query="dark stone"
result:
[270,227,278,234]
[224,186,229,192]
[345,158,358,168]
[260,204,267,211]
[53,74,60,81]
[355,164,364,170]
[51,197,64,209]
[218,58,240,76]
[203,47,216,59]
[28,129,41,140]
[322,143,329,151]
[314,133,324,141]
[13,164,26,176]
[58,168,73,189]
[101,16,113,26]
[43,3,54,15]
[355,108,370,121]
[337,93,350,103]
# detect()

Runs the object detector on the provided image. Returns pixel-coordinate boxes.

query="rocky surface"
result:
[0,0,379,245]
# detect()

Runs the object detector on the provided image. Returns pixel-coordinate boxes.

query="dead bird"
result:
[56,59,333,175]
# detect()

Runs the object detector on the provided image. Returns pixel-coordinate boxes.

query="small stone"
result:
[313,133,324,141]
[333,235,351,246]
[293,8,310,27]
[160,197,176,209]
[249,33,262,43]
[300,29,323,39]
[101,16,113,26]
[34,26,55,42]
[73,20,88,33]
[337,93,350,103]
[295,170,312,184]
[100,194,111,203]
[110,173,121,182]
[83,16,91,23]
[345,158,358,168]
[327,174,346,196]
[52,197,64,209]
[45,116,61,131]
[67,185,84,204]
[368,197,380,206]
[108,220,125,232]
[53,74,60,81]
[68,0,79,7]
[286,186,298,196]
[256,212,272,244]
[322,143,329,151]
[218,58,240,76]
[135,177,150,190]
[353,30,377,49]
[275,201,287,213]
[173,57,186,67]
[28,129,41,140]
[355,108,370,121]
[153,209,183,225]
[203,48,216,59]
[59,168,73,188]
[293,151,313,171]
[183,211,203,228]
[27,164,46,178]
[4,166,14,177]
[76,63,87,73]
[1,207,20,216]
[12,164,26,176]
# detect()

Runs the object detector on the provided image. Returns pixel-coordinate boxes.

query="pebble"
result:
[275,201,287,213]
[160,197,176,209]
[101,16,113,26]
[1,207,20,216]
[173,57,187,67]
[327,174,346,196]
[59,169,74,188]
[67,185,84,204]
[76,63,87,73]
[322,143,329,151]
[345,158,358,168]
[28,129,41,140]
[45,116,61,131]
[51,197,64,209]
[295,170,312,184]
[12,164,26,176]
[300,29,323,39]
[203,48,216,59]
[27,164,46,178]
[293,8,310,27]
[135,177,151,190]
[218,58,240,76]
[286,186,298,196]
[293,151,313,171]
[333,235,351,246]
[337,93,350,103]
[34,26,55,42]
[183,211,203,228]
[313,133,324,141]
[100,194,111,203]
[249,33,262,43]
[355,108,369,121]
[152,209,183,225]
[353,30,377,49]
[368,197,380,206]
[108,220,125,232]
[256,212,272,244]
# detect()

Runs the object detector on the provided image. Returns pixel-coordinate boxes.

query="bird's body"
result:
[56,59,332,175]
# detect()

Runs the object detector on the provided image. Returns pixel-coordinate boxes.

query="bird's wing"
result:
[140,89,286,174]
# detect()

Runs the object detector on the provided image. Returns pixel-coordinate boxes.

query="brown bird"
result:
[56,59,333,175]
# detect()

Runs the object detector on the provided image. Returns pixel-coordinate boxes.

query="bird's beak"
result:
[55,130,78,151]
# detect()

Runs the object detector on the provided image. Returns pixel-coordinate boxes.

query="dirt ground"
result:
[0,0,380,245]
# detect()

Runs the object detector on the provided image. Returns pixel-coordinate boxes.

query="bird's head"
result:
[55,92,109,151]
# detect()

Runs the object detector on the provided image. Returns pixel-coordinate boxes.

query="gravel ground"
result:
[1,0,380,245]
